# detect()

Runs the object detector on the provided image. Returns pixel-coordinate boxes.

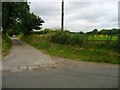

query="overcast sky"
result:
[28,0,119,32]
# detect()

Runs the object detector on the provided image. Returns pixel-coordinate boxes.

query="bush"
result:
[42,29,53,34]
[69,34,86,46]
[50,31,70,44]
[110,40,120,52]
[50,31,86,46]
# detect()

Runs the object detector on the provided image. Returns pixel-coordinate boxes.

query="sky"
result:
[28,0,119,32]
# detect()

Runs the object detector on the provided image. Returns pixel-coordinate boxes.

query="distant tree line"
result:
[60,28,119,36]
[2,2,44,36]
[85,28,119,35]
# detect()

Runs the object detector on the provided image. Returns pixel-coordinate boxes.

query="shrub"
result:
[50,31,86,46]
[69,34,86,46]
[110,40,120,52]
[50,31,70,44]
[42,29,53,34]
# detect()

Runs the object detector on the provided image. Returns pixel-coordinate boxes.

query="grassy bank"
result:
[21,32,120,64]
[2,35,12,56]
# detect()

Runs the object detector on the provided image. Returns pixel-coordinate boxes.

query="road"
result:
[2,38,118,88]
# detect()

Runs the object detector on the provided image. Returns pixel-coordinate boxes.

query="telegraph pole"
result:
[61,0,64,31]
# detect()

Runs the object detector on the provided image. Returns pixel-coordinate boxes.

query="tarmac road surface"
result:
[2,38,118,88]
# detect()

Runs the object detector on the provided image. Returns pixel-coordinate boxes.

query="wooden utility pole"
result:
[61,0,64,31]
[118,2,120,52]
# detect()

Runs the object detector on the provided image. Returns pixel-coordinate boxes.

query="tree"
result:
[2,2,44,35]
[92,29,98,35]
[86,29,98,35]
[99,29,109,35]
[92,29,98,40]
[111,28,119,35]
[22,13,44,35]
[79,31,84,34]
[2,2,30,34]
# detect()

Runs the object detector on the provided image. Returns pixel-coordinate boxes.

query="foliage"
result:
[2,2,44,35]
[2,2,29,34]
[22,13,44,35]
[22,34,120,64]
[2,34,12,56]
[50,31,86,46]
[79,31,84,34]
[118,29,120,53]
[6,23,23,36]
[92,29,98,34]
[69,34,86,46]
[86,28,119,35]
[40,29,54,34]
[50,31,70,44]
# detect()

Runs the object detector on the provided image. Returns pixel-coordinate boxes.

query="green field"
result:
[88,35,118,41]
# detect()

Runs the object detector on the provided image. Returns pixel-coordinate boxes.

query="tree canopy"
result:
[2,2,44,35]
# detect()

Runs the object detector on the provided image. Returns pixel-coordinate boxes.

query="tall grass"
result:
[2,34,12,56]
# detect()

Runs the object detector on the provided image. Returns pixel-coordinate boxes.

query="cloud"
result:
[30,2,60,16]
[29,0,118,32]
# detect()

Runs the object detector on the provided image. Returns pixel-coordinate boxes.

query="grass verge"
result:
[21,34,120,64]
[2,35,12,57]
